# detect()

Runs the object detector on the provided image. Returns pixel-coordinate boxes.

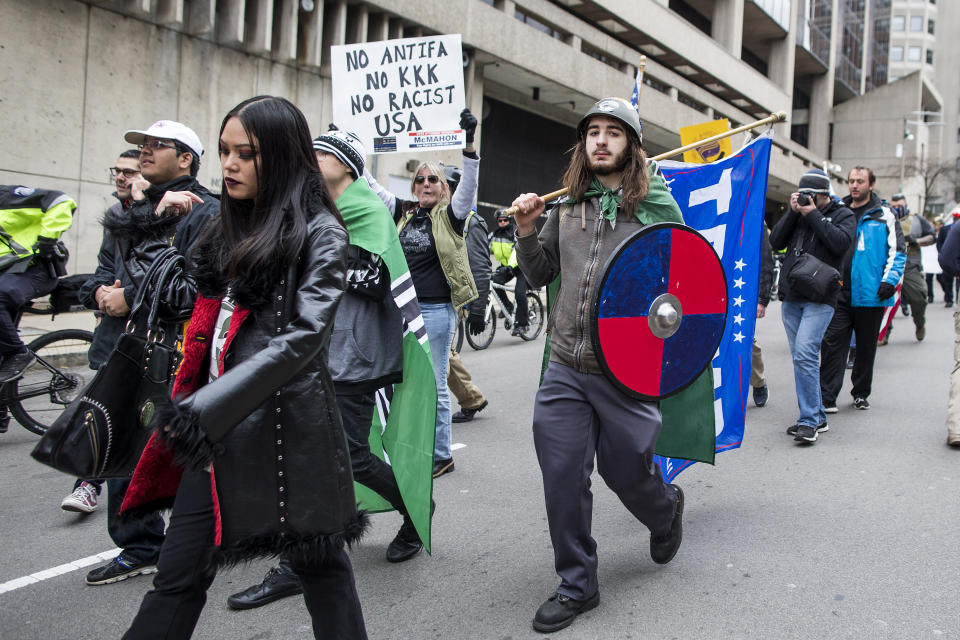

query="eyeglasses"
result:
[137,140,178,152]
[414,175,441,184]
[109,167,140,179]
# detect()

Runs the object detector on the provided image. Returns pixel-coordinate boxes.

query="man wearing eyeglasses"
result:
[78,121,219,588]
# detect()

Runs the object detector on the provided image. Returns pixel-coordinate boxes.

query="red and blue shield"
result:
[592,222,727,400]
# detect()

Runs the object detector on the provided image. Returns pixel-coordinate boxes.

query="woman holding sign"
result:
[366,108,479,478]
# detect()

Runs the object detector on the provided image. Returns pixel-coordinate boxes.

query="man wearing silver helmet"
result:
[510,98,686,633]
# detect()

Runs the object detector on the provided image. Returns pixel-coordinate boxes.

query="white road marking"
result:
[0,548,120,595]
[451,442,466,451]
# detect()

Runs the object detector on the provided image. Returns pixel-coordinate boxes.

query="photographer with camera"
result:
[770,169,855,443]
[0,185,75,382]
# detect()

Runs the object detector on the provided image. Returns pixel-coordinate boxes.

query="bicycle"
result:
[455,280,545,351]
[0,279,94,436]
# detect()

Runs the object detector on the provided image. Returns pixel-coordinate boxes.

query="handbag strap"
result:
[145,253,185,334]
[128,247,178,320]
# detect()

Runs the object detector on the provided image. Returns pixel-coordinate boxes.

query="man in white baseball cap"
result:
[123,120,204,184]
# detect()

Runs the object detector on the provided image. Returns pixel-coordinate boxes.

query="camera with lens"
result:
[796,192,813,207]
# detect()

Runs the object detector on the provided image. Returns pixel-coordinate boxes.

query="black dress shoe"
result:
[432,458,454,478]
[650,484,684,564]
[452,400,488,423]
[386,515,423,563]
[227,566,302,610]
[532,591,599,633]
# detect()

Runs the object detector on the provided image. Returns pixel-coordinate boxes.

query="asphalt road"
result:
[1,299,957,640]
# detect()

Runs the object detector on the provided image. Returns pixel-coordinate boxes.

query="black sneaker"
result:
[532,591,599,633]
[432,458,454,478]
[650,484,683,564]
[753,385,768,407]
[511,324,528,337]
[0,350,35,383]
[386,515,423,563]
[787,422,828,436]
[227,566,303,610]
[794,425,818,443]
[85,555,157,585]
[854,397,870,410]
[824,404,838,414]
[452,400,488,423]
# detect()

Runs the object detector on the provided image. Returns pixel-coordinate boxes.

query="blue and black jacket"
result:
[841,193,906,307]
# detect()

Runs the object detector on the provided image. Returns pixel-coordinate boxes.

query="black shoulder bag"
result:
[31,248,185,479]
[785,227,840,303]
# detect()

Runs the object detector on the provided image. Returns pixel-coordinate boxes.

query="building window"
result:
[908,46,922,61]
[926,49,934,64]
[891,45,904,61]
[928,19,935,34]
[909,16,923,31]
[892,15,905,30]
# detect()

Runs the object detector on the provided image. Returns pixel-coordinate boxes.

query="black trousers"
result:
[820,302,885,406]
[336,392,404,511]
[0,263,58,354]
[492,266,529,325]
[71,477,165,563]
[123,470,367,640]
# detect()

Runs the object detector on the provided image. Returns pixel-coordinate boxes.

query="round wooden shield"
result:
[592,222,727,400]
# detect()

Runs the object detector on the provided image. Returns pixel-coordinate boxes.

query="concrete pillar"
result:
[271,0,298,63]
[123,0,152,18]
[216,0,245,46]
[245,0,274,55]
[320,0,348,73]
[768,0,797,92]
[186,0,215,36]
[368,13,389,43]
[569,34,582,51]
[388,17,404,40]
[669,87,679,101]
[498,1,517,15]
[467,53,484,152]
[299,3,324,69]
[859,0,871,94]
[347,4,369,44]
[712,0,744,57]
[155,0,184,27]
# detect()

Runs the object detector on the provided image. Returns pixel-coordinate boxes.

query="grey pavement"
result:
[0,300,957,640]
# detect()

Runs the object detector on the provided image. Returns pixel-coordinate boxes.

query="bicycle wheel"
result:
[8,328,93,435]
[519,293,545,341]
[454,318,464,353]
[466,305,497,350]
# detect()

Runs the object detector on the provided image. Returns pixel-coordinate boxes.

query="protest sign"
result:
[331,34,466,154]
[680,118,732,164]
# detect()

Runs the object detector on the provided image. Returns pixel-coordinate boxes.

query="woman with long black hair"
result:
[119,95,367,639]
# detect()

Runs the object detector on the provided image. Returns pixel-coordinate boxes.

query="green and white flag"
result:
[336,178,437,552]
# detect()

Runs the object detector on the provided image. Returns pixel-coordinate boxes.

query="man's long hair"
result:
[561,127,649,215]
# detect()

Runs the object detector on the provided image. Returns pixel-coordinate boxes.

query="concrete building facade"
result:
[0,0,956,273]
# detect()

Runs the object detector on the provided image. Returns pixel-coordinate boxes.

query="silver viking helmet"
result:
[577,98,643,145]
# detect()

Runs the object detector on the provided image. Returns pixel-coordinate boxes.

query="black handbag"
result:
[31,248,184,479]
[786,229,840,303]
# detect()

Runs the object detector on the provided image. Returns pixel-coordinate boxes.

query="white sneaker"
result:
[61,481,98,513]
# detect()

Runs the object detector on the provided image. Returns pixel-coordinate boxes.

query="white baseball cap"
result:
[124,120,204,158]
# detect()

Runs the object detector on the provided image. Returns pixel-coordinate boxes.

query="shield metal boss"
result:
[592,222,727,400]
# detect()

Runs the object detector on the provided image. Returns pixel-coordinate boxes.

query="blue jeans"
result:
[781,301,835,427]
[421,302,456,460]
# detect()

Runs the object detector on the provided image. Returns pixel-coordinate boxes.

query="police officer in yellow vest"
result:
[0,185,75,381]
[490,209,530,334]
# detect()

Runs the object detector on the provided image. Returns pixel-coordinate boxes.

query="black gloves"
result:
[495,265,513,280]
[33,235,59,260]
[467,311,486,335]
[460,109,477,144]
[904,234,916,245]
[877,282,896,300]
[327,123,338,131]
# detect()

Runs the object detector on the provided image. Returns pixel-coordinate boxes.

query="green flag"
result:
[336,179,437,552]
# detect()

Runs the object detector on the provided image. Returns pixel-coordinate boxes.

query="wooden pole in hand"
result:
[503,110,787,216]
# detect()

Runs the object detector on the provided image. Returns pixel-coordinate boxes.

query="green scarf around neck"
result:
[575,161,683,227]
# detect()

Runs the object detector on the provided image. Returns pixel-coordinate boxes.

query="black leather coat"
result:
[103,174,219,322]
[143,202,365,564]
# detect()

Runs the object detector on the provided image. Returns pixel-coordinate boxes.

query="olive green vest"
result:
[398,202,478,311]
